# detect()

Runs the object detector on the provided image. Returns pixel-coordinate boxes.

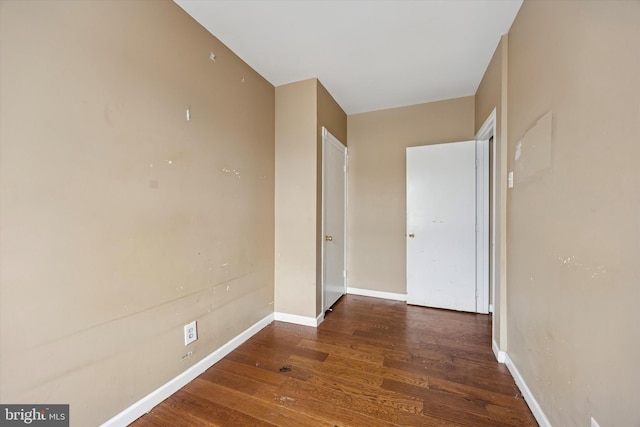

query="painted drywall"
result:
[506,1,640,425]
[274,79,318,318]
[318,81,348,145]
[475,35,509,353]
[0,1,274,425]
[475,37,504,131]
[275,78,347,319]
[347,98,475,294]
[316,81,348,315]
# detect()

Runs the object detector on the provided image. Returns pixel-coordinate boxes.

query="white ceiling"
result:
[174,0,522,114]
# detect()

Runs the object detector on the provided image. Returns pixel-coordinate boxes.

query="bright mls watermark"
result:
[0,405,68,426]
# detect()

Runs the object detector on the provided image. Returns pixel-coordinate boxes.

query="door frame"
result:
[321,127,347,313]
[476,109,498,321]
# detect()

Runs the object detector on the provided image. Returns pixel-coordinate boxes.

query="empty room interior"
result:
[0,0,638,426]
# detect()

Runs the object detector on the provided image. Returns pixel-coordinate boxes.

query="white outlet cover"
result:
[184,321,197,346]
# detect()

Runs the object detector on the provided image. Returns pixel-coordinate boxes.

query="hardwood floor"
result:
[131,295,537,426]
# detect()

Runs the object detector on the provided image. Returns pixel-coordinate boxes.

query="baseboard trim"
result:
[504,353,552,427]
[492,339,506,363]
[347,287,407,302]
[101,313,274,427]
[274,312,321,327]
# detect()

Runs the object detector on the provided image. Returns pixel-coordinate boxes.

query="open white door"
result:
[322,128,347,312]
[406,140,488,313]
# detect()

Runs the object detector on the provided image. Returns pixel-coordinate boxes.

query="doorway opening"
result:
[476,109,503,362]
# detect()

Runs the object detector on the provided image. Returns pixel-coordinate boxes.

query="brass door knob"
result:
[325,235,333,241]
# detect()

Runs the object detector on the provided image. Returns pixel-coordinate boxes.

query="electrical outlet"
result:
[184,321,197,346]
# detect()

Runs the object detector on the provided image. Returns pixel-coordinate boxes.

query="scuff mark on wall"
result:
[514,111,553,184]
[555,253,607,279]
[221,168,241,178]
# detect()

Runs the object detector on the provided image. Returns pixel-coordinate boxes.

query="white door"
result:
[322,128,347,312]
[406,140,480,312]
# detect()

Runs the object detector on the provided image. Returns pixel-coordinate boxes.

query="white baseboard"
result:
[274,311,322,327]
[101,313,274,427]
[504,353,552,427]
[492,339,506,363]
[347,287,407,302]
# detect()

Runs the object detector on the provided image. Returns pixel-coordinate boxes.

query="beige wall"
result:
[0,1,275,425]
[275,78,347,318]
[347,98,475,294]
[475,35,509,352]
[318,82,348,145]
[316,81,348,314]
[274,79,317,318]
[505,1,640,425]
[475,37,504,131]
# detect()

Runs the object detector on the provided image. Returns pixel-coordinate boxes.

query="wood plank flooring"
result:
[131,295,537,426]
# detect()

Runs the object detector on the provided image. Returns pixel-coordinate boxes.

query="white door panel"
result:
[322,129,347,312]
[406,141,477,312]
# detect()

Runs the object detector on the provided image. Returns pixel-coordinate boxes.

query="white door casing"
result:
[475,109,495,316]
[322,128,347,312]
[406,140,488,313]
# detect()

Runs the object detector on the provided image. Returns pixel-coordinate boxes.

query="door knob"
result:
[408,233,415,238]
[325,235,333,241]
